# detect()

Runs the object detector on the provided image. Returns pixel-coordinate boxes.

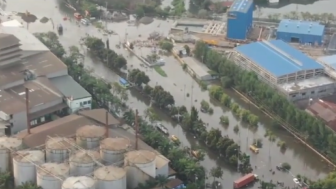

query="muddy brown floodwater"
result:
[2,0,333,188]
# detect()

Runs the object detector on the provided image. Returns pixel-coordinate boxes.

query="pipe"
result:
[25,87,31,134]
[105,110,109,138]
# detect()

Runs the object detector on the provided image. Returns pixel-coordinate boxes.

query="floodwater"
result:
[2,0,333,187]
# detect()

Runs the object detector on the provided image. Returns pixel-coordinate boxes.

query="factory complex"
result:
[0,109,183,189]
[232,39,336,101]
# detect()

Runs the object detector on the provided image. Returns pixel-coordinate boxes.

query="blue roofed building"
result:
[226,0,253,40]
[277,19,325,45]
[232,40,336,101]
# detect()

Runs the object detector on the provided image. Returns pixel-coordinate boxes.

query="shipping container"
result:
[233,173,257,189]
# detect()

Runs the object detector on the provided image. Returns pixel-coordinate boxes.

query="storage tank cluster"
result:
[100,137,131,166]
[0,137,22,173]
[94,166,126,189]
[76,125,105,149]
[62,176,95,189]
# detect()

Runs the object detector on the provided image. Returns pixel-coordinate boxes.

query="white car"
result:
[293,178,302,186]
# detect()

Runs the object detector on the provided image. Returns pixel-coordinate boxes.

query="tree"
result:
[0,172,12,189]
[156,175,169,189]
[128,69,150,86]
[15,182,42,189]
[159,41,174,52]
[184,45,190,55]
[135,6,145,19]
[210,167,223,182]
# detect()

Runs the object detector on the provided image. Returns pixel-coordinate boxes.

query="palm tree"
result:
[15,182,42,189]
[156,175,169,189]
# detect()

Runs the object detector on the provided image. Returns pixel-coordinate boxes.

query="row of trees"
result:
[193,41,336,188]
[83,36,127,71]
[209,86,259,126]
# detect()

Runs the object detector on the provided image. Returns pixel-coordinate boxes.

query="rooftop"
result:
[318,55,336,70]
[0,63,25,87]
[78,109,120,126]
[155,154,170,168]
[306,99,336,131]
[182,57,211,78]
[279,76,334,93]
[16,109,121,148]
[235,40,324,77]
[1,26,49,57]
[0,33,20,49]
[50,75,91,100]
[0,77,62,114]
[23,51,67,76]
[277,19,325,36]
[229,0,253,13]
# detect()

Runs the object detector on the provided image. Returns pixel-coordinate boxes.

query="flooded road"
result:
[2,0,332,187]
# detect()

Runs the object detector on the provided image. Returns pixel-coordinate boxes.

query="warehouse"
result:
[232,40,336,101]
[276,19,325,45]
[318,54,336,80]
[226,0,253,40]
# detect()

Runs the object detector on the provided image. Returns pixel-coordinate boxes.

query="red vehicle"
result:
[234,173,258,189]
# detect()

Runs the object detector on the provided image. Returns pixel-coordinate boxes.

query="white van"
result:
[80,19,89,25]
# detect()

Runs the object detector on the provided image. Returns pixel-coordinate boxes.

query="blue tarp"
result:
[119,78,128,85]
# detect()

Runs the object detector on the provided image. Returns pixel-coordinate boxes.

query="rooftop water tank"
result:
[69,150,101,176]
[37,163,70,189]
[76,125,105,149]
[124,150,156,177]
[100,137,130,165]
[94,166,126,189]
[13,150,45,186]
[46,137,75,163]
[62,176,95,189]
[0,137,22,173]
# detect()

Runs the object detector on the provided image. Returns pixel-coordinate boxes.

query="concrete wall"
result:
[286,83,336,101]
[125,166,151,189]
[156,164,169,177]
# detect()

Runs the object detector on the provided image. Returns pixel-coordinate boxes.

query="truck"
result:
[233,173,258,189]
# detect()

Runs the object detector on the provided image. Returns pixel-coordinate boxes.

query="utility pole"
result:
[135,109,139,150]
[25,87,31,134]
[190,81,194,110]
[105,111,109,138]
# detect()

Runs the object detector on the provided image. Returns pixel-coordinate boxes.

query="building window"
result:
[302,92,306,96]
[80,102,83,106]
[40,116,45,123]
[311,91,315,94]
[30,120,37,126]
[83,101,87,105]
[292,95,296,98]
[88,100,91,104]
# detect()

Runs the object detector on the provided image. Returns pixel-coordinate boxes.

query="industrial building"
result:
[0,22,92,134]
[327,33,336,54]
[306,99,336,132]
[317,54,336,80]
[276,19,325,45]
[6,109,179,189]
[179,57,215,81]
[226,0,253,40]
[232,39,336,101]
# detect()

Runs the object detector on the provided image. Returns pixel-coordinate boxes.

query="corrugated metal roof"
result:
[306,100,336,131]
[235,40,323,77]
[50,75,91,100]
[318,55,336,70]
[278,19,325,36]
[229,0,253,13]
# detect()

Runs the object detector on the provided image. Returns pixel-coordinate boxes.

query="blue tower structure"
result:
[226,0,254,40]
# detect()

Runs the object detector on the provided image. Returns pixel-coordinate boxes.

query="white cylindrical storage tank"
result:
[37,163,69,189]
[46,137,75,163]
[100,138,130,165]
[124,150,156,177]
[0,137,22,173]
[69,150,101,176]
[94,166,126,189]
[62,176,95,189]
[13,150,45,186]
[76,125,105,149]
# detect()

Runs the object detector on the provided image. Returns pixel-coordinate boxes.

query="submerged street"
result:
[2,0,335,188]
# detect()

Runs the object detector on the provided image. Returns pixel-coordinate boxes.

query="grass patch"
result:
[154,66,167,77]
[92,21,104,30]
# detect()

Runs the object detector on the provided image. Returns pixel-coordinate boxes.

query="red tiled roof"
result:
[306,99,336,131]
